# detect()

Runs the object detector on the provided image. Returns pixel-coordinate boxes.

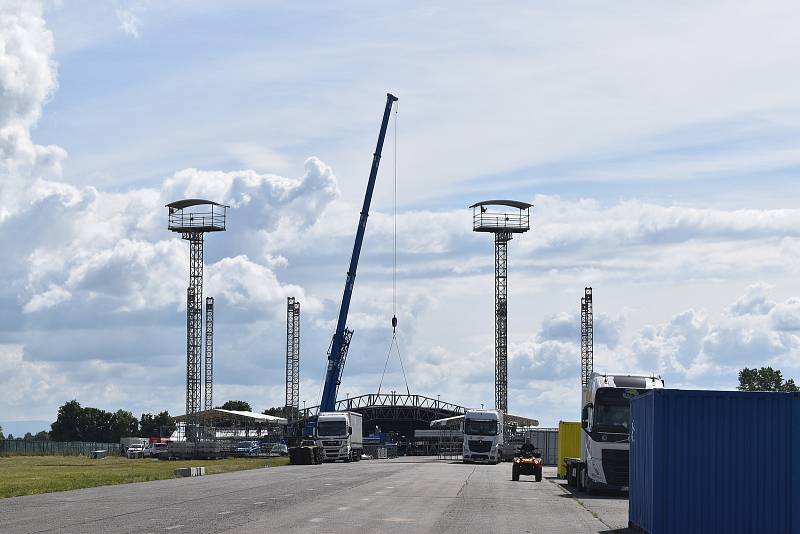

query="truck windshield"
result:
[317,421,347,437]
[594,388,647,434]
[464,419,498,436]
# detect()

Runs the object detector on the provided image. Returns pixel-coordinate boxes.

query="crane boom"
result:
[319,93,398,412]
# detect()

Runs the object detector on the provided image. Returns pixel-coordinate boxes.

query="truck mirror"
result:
[348,426,352,435]
[581,403,592,429]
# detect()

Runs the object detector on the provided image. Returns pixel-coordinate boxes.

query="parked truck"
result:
[565,372,664,492]
[462,409,503,464]
[315,411,363,462]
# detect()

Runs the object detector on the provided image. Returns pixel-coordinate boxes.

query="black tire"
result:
[535,465,543,482]
[576,466,584,492]
[512,464,520,481]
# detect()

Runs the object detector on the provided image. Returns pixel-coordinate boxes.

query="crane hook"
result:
[391,315,397,332]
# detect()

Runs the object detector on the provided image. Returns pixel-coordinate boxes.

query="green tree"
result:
[7,434,13,440]
[23,432,33,441]
[0,423,4,441]
[217,400,252,412]
[81,407,115,442]
[738,367,799,392]
[51,400,84,441]
[110,410,139,440]
[34,430,50,440]
[140,411,176,437]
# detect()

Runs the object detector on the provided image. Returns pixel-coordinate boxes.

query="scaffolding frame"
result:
[285,297,300,418]
[204,297,214,412]
[581,287,593,388]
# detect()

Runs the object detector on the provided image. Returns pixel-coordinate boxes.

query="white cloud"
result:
[729,283,775,316]
[0,1,65,221]
[116,9,139,38]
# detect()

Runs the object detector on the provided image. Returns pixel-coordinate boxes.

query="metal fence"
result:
[0,440,123,456]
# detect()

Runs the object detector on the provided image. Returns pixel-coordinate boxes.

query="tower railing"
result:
[473,209,530,233]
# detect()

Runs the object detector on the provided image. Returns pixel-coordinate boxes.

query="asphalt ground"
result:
[0,457,630,533]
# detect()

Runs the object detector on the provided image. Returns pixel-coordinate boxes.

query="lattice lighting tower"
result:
[580,287,594,388]
[285,297,300,420]
[470,200,532,414]
[167,199,227,441]
[204,297,215,411]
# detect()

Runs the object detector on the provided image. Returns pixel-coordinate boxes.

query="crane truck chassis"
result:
[565,372,664,493]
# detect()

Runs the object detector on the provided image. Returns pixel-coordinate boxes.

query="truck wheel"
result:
[576,466,584,492]
[512,464,520,481]
[535,466,543,482]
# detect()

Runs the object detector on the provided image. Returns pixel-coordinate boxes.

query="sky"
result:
[2,0,800,435]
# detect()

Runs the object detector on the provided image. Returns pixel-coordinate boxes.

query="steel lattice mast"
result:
[470,200,531,414]
[204,296,214,411]
[494,231,512,413]
[186,237,203,429]
[285,297,300,419]
[167,199,227,442]
[580,287,593,388]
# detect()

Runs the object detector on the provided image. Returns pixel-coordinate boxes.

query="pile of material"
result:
[289,442,322,465]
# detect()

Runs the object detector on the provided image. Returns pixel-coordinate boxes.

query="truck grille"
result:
[602,449,629,486]
[322,441,340,447]
[468,440,492,453]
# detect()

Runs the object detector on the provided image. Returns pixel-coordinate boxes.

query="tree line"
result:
[46,400,176,443]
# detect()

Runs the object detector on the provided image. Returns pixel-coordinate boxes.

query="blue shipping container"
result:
[629,389,800,534]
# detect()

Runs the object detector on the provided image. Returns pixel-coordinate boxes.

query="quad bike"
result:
[512,448,543,481]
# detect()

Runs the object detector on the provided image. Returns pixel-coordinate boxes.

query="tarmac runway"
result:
[0,457,629,533]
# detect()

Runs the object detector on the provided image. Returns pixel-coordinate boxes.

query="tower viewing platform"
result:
[167,199,228,234]
[470,199,532,233]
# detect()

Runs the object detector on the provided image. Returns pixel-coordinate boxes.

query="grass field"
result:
[0,455,289,499]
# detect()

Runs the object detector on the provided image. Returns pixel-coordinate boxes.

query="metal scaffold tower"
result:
[285,297,300,419]
[204,297,214,411]
[470,200,532,414]
[580,287,593,388]
[167,199,228,441]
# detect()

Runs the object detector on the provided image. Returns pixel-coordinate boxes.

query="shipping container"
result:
[557,421,580,479]
[629,389,800,534]
[525,428,559,466]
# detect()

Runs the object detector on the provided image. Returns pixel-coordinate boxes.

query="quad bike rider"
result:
[512,438,543,482]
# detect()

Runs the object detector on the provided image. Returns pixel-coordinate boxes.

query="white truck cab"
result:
[567,373,664,492]
[315,411,363,462]
[462,409,503,464]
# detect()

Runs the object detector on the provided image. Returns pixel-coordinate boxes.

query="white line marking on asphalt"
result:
[217,511,232,515]
[164,526,184,531]
[325,483,332,486]
[361,498,370,501]
[383,517,416,523]
[309,518,324,523]
[338,507,349,511]
[284,493,294,497]
[253,501,267,505]
[386,486,394,489]
[375,491,385,494]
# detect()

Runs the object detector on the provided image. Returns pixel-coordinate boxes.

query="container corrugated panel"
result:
[526,428,559,465]
[630,389,800,534]
[557,421,580,478]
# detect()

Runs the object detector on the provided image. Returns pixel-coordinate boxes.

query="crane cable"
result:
[378,101,410,397]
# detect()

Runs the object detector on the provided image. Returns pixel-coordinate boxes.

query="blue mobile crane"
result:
[319,93,398,413]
